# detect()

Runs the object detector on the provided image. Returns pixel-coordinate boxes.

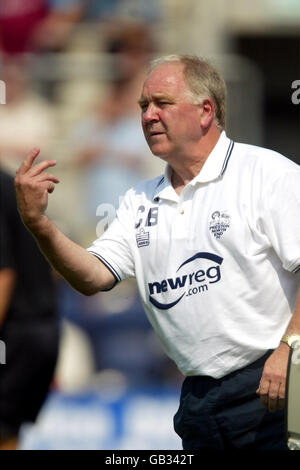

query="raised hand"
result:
[14,149,60,231]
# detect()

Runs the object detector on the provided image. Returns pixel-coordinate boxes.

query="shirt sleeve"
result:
[87,190,136,283]
[263,170,300,274]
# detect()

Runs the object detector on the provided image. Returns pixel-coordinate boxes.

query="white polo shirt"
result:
[87,131,300,378]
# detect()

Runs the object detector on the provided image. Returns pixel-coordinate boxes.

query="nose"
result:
[142,102,159,125]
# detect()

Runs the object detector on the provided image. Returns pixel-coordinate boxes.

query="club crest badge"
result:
[136,228,150,248]
[209,211,230,239]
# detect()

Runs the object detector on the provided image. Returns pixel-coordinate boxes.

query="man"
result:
[14,55,300,450]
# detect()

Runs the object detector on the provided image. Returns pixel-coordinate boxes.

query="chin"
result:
[149,144,170,159]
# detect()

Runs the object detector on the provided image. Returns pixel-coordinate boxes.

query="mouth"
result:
[149,131,164,138]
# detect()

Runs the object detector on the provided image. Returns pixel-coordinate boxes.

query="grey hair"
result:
[148,54,226,131]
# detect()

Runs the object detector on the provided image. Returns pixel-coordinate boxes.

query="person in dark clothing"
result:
[0,167,59,450]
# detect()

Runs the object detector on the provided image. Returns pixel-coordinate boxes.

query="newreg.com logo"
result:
[148,252,223,310]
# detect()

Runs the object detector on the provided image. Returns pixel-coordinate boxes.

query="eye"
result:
[139,102,148,111]
[158,101,172,109]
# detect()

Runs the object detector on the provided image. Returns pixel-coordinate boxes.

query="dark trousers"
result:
[174,351,288,450]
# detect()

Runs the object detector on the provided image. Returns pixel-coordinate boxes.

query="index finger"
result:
[16,148,40,175]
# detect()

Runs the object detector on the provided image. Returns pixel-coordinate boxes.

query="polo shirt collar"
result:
[189,131,234,184]
[152,131,234,201]
[152,166,177,202]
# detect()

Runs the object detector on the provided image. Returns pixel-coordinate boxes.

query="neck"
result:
[170,127,221,194]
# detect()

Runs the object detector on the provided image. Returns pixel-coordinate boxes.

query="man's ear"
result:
[200,98,215,129]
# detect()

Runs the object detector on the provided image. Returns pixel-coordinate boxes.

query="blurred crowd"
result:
[0,0,182,409]
[0,0,161,55]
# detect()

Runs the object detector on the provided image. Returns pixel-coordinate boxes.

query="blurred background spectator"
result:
[0,0,161,57]
[0,55,55,175]
[0,0,299,449]
[0,0,82,56]
[68,24,158,239]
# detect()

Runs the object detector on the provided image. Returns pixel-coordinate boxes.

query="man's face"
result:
[139,62,203,160]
